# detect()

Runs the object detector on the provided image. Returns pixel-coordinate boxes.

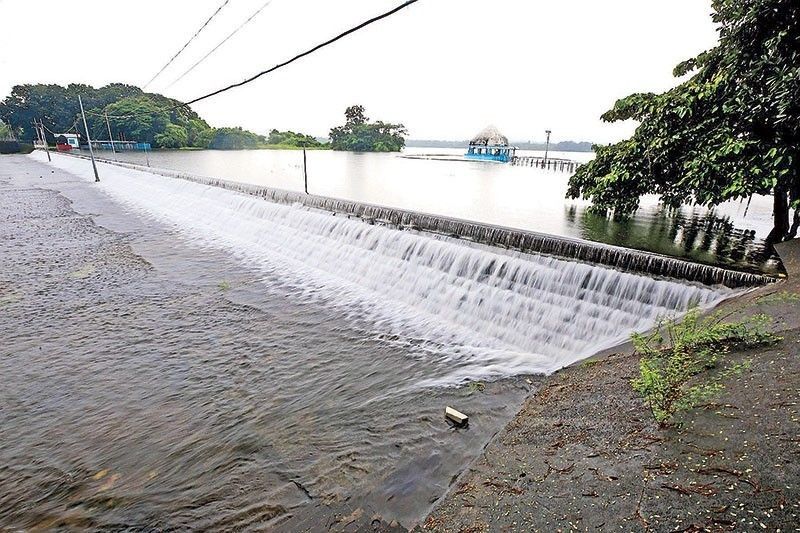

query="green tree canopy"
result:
[567,0,800,242]
[329,105,407,152]
[100,93,210,149]
[104,96,170,146]
[207,127,264,150]
[266,129,325,148]
[186,118,212,147]
[154,123,189,149]
[0,83,212,149]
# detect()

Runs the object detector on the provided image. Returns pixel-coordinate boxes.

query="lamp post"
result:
[544,129,552,163]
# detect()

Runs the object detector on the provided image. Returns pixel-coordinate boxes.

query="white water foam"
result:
[35,152,733,384]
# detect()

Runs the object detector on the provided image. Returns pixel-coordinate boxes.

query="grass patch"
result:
[464,381,486,394]
[756,290,800,305]
[631,308,780,427]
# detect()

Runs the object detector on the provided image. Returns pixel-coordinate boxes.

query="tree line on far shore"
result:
[0,83,405,152]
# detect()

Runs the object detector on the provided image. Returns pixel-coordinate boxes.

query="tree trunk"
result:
[789,207,800,240]
[767,185,790,244]
[789,174,800,240]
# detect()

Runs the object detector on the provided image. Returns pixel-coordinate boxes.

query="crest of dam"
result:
[72,154,774,289]
[40,152,749,380]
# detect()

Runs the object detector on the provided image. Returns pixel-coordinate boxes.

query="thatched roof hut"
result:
[469,125,509,147]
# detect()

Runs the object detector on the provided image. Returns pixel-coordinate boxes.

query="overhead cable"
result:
[99,0,420,118]
[42,118,80,135]
[184,0,420,106]
[143,0,233,89]
[164,0,275,89]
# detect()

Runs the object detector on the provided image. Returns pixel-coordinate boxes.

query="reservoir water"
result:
[104,147,780,275]
[0,151,758,529]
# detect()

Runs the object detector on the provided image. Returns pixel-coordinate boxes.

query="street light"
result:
[544,130,552,163]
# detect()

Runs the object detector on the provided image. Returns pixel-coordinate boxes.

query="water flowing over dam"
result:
[43,154,739,380]
[66,154,773,289]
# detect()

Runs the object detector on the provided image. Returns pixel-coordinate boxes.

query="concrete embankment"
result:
[422,240,800,532]
[60,152,773,289]
[11,151,796,531]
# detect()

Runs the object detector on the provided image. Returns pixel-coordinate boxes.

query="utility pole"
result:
[38,120,51,162]
[104,112,116,157]
[544,130,552,163]
[303,148,308,194]
[4,119,17,141]
[78,95,100,182]
[33,119,43,145]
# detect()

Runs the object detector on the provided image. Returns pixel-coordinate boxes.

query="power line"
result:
[184,0,420,106]
[143,0,233,89]
[99,0,421,119]
[42,117,80,135]
[164,0,275,90]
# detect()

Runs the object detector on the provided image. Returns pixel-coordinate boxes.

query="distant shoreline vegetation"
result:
[329,105,406,152]
[0,83,328,151]
[203,127,328,150]
[1,83,584,154]
[405,139,594,152]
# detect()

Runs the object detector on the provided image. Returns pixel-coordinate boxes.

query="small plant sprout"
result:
[631,308,780,427]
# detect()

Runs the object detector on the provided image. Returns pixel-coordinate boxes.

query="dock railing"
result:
[512,156,579,172]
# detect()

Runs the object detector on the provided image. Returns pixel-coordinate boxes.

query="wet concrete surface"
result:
[0,155,535,530]
[423,243,800,531]
[6,153,795,532]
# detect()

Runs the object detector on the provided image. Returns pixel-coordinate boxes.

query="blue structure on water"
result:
[464,125,516,163]
[90,140,151,151]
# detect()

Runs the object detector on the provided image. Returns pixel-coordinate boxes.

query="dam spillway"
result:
[39,153,746,381]
[70,153,773,289]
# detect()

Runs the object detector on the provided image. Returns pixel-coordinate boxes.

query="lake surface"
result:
[103,147,780,275]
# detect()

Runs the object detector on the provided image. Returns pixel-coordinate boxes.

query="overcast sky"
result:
[0,0,718,143]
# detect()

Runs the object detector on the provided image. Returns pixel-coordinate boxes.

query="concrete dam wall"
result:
[64,153,774,289]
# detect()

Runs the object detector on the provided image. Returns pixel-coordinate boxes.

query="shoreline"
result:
[421,240,799,531]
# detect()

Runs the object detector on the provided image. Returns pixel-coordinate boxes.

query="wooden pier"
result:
[511,156,579,172]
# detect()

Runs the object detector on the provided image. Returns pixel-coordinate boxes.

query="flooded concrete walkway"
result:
[0,155,534,530]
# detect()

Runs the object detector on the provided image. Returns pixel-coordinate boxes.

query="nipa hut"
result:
[465,125,516,163]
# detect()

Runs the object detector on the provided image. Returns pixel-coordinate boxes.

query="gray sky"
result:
[0,0,718,143]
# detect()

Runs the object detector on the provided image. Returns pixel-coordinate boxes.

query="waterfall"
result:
[60,153,773,288]
[41,153,735,383]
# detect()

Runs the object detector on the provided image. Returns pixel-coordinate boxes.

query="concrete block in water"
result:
[445,406,469,426]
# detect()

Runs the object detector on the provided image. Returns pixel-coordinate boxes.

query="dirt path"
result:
[423,243,799,532]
